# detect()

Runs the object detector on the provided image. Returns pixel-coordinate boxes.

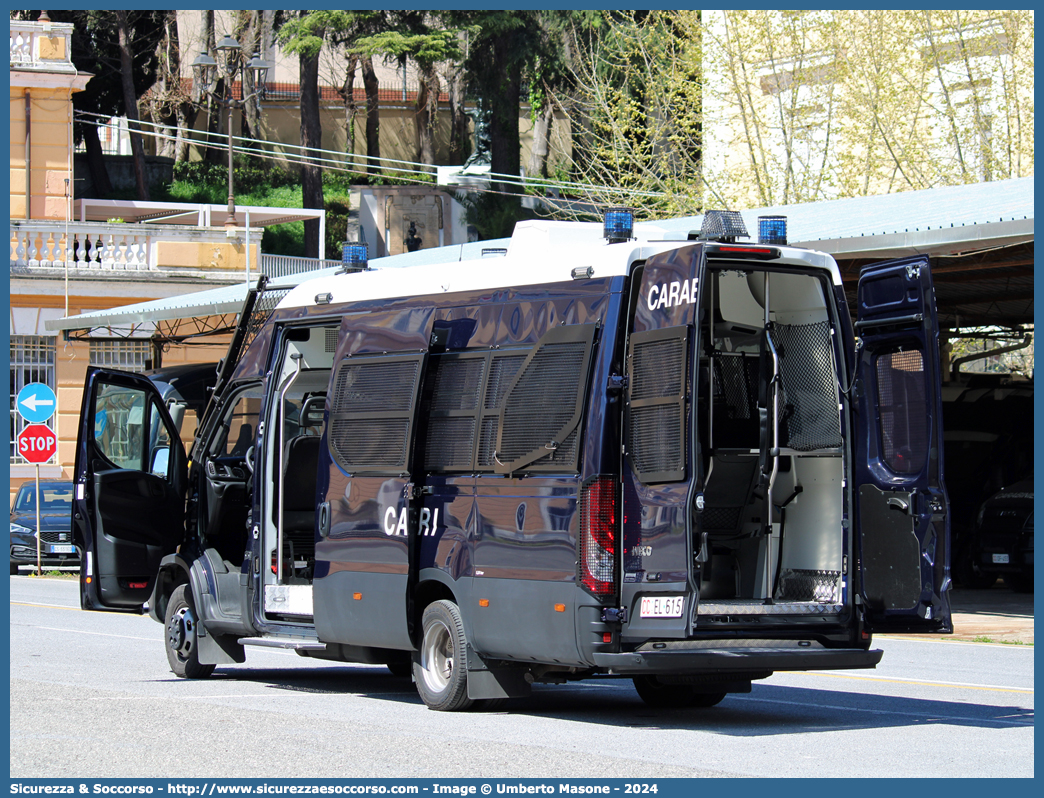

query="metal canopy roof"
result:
[73,199,327,230]
[50,178,1032,335]
[658,177,1034,329]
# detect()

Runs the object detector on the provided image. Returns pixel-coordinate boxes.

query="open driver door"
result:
[73,368,187,612]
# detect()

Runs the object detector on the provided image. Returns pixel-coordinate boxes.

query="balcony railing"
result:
[259,253,343,279]
[10,219,253,275]
[10,20,77,73]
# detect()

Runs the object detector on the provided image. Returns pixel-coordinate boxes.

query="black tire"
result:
[413,599,473,711]
[164,584,215,679]
[10,562,20,575]
[633,676,726,709]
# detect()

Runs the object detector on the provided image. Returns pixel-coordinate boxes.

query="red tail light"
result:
[579,476,617,598]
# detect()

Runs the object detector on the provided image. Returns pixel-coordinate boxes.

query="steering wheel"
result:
[244,446,255,475]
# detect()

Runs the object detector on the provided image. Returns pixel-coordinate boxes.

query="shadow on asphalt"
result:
[151,665,1033,733]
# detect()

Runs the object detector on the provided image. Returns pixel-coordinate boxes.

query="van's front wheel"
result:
[633,676,726,708]
[165,584,215,679]
[414,600,473,711]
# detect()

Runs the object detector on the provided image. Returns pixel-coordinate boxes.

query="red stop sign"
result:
[18,423,57,463]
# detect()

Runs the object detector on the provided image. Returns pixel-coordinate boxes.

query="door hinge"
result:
[601,607,628,624]
[607,374,629,394]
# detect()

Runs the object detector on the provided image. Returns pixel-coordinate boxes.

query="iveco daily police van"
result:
[72,210,951,711]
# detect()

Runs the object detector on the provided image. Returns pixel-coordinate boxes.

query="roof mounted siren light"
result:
[693,210,749,243]
[603,207,634,244]
[341,242,368,274]
[758,215,787,246]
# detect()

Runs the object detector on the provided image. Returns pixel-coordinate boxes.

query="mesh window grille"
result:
[423,351,531,472]
[875,349,928,474]
[770,321,842,451]
[327,355,423,473]
[10,336,56,463]
[714,355,757,420]
[424,355,485,470]
[89,340,151,372]
[497,330,594,473]
[627,326,689,483]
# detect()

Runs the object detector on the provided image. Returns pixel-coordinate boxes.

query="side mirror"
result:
[150,446,170,478]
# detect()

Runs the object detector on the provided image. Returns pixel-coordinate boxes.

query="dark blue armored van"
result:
[72,211,952,711]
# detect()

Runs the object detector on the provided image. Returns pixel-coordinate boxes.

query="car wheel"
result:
[164,584,215,679]
[633,676,726,708]
[413,600,473,711]
[10,562,20,575]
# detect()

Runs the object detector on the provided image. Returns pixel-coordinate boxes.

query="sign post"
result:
[16,383,57,577]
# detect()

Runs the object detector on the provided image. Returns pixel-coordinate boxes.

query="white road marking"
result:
[791,670,1033,694]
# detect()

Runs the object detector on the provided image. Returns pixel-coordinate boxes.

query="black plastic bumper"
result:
[591,646,884,675]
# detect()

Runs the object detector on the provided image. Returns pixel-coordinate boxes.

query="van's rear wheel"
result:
[633,676,726,708]
[414,600,473,711]
[165,584,215,679]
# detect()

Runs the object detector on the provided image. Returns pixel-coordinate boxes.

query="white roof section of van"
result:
[277,220,841,311]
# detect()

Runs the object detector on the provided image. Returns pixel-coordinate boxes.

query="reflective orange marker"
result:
[479,598,490,607]
[353,592,362,600]
[554,603,565,613]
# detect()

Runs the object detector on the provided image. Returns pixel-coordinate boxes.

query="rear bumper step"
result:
[592,646,882,675]
[698,601,843,616]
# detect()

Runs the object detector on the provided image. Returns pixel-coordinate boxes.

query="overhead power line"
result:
[73,111,667,205]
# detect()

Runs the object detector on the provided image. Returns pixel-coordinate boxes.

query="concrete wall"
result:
[9,85,74,221]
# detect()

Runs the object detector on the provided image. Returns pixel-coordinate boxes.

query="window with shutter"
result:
[627,325,690,483]
[327,353,425,475]
[494,324,597,474]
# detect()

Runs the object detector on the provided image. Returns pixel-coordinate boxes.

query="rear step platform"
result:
[698,601,844,616]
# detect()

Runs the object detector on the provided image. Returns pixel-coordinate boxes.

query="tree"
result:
[701,10,1034,209]
[452,12,547,194]
[25,9,163,198]
[555,11,703,217]
[278,12,327,258]
[141,11,196,163]
[351,13,461,168]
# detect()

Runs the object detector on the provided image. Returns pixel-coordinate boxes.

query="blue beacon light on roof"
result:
[758,215,787,246]
[603,207,634,244]
[342,242,368,272]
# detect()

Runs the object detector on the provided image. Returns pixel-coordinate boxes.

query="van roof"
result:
[277,219,841,311]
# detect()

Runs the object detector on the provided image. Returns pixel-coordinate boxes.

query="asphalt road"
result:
[9,576,1034,779]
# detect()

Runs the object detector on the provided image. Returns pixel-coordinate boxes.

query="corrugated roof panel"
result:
[657,176,1033,243]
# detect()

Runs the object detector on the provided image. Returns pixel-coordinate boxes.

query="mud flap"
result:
[465,645,531,700]
[197,626,246,665]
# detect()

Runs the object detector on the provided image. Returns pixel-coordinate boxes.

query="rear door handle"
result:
[887,497,909,513]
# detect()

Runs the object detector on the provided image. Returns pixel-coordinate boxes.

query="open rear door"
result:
[73,368,187,611]
[853,256,951,633]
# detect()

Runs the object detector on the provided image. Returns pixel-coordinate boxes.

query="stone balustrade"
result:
[10,20,77,73]
[10,220,259,275]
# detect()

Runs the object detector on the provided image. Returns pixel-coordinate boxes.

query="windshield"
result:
[13,485,73,514]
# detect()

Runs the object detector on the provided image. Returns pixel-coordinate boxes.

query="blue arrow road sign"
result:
[17,382,57,424]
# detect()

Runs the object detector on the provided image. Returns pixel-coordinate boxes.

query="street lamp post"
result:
[191,37,270,236]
